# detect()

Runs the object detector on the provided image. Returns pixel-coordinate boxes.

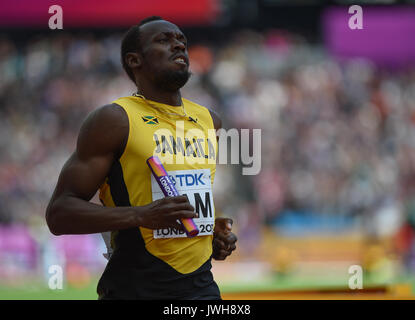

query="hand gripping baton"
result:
[146,156,199,238]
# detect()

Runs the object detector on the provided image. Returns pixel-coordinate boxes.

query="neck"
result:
[135,84,182,106]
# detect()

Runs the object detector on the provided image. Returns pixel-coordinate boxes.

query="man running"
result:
[46,16,237,300]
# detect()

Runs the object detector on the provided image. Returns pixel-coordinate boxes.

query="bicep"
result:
[53,151,113,202]
[51,104,128,202]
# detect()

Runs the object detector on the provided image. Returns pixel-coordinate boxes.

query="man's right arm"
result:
[46,104,196,235]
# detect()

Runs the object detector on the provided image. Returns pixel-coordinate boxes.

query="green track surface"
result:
[0,281,99,300]
[1,274,415,299]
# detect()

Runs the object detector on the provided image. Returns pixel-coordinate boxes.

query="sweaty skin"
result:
[46,19,236,260]
[213,217,237,260]
[46,103,196,234]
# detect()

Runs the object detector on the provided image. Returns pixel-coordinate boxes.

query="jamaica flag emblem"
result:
[142,116,159,125]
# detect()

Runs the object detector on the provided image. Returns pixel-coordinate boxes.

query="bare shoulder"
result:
[82,103,128,129]
[208,108,222,131]
[77,103,129,159]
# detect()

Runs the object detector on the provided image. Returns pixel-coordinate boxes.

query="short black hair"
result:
[121,16,164,83]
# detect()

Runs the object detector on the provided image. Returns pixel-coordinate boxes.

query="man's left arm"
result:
[209,109,238,261]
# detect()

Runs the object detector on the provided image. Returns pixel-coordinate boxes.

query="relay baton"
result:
[146,156,199,238]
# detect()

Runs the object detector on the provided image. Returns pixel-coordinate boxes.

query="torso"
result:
[97,95,219,299]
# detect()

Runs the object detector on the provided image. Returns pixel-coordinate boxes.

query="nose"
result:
[172,38,186,51]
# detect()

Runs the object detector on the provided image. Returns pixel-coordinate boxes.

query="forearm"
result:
[46,195,139,235]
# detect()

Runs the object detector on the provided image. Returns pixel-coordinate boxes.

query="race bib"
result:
[151,169,215,239]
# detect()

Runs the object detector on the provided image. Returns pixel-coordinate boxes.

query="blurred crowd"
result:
[1,28,415,277]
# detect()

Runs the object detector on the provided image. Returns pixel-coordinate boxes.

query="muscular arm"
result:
[46,104,196,235]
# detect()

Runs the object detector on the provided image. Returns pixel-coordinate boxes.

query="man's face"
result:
[139,20,190,92]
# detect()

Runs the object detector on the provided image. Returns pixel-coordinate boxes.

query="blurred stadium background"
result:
[1,0,415,299]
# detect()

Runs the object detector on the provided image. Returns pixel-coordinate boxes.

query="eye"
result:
[179,37,187,46]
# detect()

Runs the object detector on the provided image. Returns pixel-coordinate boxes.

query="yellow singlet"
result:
[98,95,217,277]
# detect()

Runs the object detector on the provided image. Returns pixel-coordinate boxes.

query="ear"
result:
[125,52,142,69]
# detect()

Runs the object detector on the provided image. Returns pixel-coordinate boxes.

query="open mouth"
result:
[172,55,188,66]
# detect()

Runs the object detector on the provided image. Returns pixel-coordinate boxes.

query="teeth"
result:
[175,58,185,63]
